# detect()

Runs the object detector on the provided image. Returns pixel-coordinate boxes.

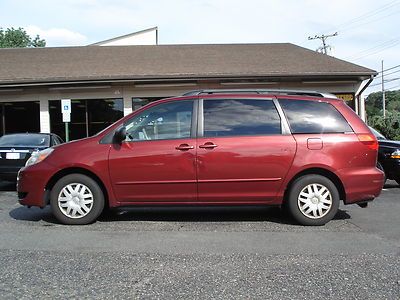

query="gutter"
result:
[355,75,375,121]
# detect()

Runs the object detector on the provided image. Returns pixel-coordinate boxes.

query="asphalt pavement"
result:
[0,181,399,299]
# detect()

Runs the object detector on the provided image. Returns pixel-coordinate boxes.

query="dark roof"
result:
[0,43,376,87]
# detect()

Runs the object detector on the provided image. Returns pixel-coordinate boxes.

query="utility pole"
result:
[308,32,338,55]
[382,60,386,118]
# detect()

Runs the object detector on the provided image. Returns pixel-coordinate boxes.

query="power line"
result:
[379,64,400,74]
[382,69,400,77]
[345,38,400,60]
[369,77,400,87]
[316,0,400,35]
[350,39,400,60]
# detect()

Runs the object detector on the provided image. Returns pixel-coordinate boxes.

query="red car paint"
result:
[17,94,384,211]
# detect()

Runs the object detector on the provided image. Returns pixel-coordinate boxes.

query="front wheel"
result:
[50,174,105,225]
[287,175,340,226]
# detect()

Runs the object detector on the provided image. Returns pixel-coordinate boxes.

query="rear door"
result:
[197,97,297,203]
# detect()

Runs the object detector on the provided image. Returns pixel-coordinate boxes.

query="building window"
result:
[0,101,40,136]
[49,98,123,141]
[132,97,168,111]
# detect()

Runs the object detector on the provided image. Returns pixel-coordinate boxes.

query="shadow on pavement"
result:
[98,206,351,225]
[9,206,57,224]
[9,205,351,225]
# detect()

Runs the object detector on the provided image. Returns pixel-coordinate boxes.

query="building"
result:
[91,27,158,46]
[0,43,376,141]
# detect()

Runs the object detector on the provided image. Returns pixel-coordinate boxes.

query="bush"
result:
[368,111,400,140]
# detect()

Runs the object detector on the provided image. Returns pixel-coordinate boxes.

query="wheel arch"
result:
[283,168,346,204]
[45,167,110,208]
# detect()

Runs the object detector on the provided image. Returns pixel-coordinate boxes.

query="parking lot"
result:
[0,181,399,299]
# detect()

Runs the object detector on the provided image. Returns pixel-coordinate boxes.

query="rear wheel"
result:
[287,174,340,226]
[50,174,104,225]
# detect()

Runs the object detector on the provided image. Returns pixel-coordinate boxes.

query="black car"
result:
[0,133,63,182]
[370,127,400,185]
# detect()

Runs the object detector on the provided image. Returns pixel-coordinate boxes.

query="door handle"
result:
[175,144,194,151]
[199,142,218,149]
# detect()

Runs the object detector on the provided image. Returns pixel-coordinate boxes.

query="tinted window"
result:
[203,99,281,137]
[125,100,193,141]
[279,99,352,134]
[0,134,50,147]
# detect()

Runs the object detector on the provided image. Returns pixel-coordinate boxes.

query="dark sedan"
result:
[370,127,400,185]
[0,133,63,182]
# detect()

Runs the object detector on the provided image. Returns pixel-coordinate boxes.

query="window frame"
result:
[198,97,290,138]
[122,99,198,143]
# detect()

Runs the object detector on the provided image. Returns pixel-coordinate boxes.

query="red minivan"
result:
[17,90,384,225]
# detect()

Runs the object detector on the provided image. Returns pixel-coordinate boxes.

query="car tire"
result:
[376,161,387,184]
[287,174,340,226]
[50,174,105,225]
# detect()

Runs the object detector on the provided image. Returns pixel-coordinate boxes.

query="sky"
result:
[1,0,399,94]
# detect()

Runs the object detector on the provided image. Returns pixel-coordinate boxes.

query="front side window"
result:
[203,99,281,137]
[279,99,353,134]
[124,100,193,141]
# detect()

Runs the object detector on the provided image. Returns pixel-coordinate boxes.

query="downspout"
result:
[355,75,374,122]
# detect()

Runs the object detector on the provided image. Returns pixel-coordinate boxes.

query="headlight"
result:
[25,148,54,167]
[390,149,400,159]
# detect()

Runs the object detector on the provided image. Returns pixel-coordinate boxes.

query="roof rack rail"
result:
[182,89,337,98]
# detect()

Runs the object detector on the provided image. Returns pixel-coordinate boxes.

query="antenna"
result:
[308,32,338,55]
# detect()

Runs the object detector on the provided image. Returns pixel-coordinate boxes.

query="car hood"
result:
[378,140,400,150]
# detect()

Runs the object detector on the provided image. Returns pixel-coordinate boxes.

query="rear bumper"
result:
[17,162,56,208]
[338,166,384,204]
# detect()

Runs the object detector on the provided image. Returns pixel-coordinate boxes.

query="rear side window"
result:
[203,99,281,137]
[279,99,352,134]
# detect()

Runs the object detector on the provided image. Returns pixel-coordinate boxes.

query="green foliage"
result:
[368,111,400,140]
[366,90,400,140]
[0,27,46,48]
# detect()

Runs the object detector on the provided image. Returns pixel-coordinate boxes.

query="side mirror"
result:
[113,126,127,144]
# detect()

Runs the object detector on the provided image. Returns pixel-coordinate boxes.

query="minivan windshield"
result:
[0,134,50,147]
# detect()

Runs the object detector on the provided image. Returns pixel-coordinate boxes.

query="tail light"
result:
[357,134,378,150]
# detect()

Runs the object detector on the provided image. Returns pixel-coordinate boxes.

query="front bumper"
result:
[338,166,384,205]
[17,161,56,208]
[382,158,400,180]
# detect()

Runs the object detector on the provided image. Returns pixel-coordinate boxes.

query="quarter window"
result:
[125,100,193,141]
[203,99,281,137]
[279,99,353,134]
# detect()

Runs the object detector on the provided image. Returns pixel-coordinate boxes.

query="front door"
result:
[108,100,197,203]
[197,98,296,203]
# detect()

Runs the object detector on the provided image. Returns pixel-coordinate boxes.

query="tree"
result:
[366,89,400,140]
[0,27,46,48]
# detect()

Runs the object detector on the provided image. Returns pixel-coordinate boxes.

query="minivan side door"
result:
[108,100,197,203]
[197,97,296,203]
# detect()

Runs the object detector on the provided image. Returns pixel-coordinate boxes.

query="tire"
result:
[287,175,340,226]
[376,161,387,185]
[50,174,105,225]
